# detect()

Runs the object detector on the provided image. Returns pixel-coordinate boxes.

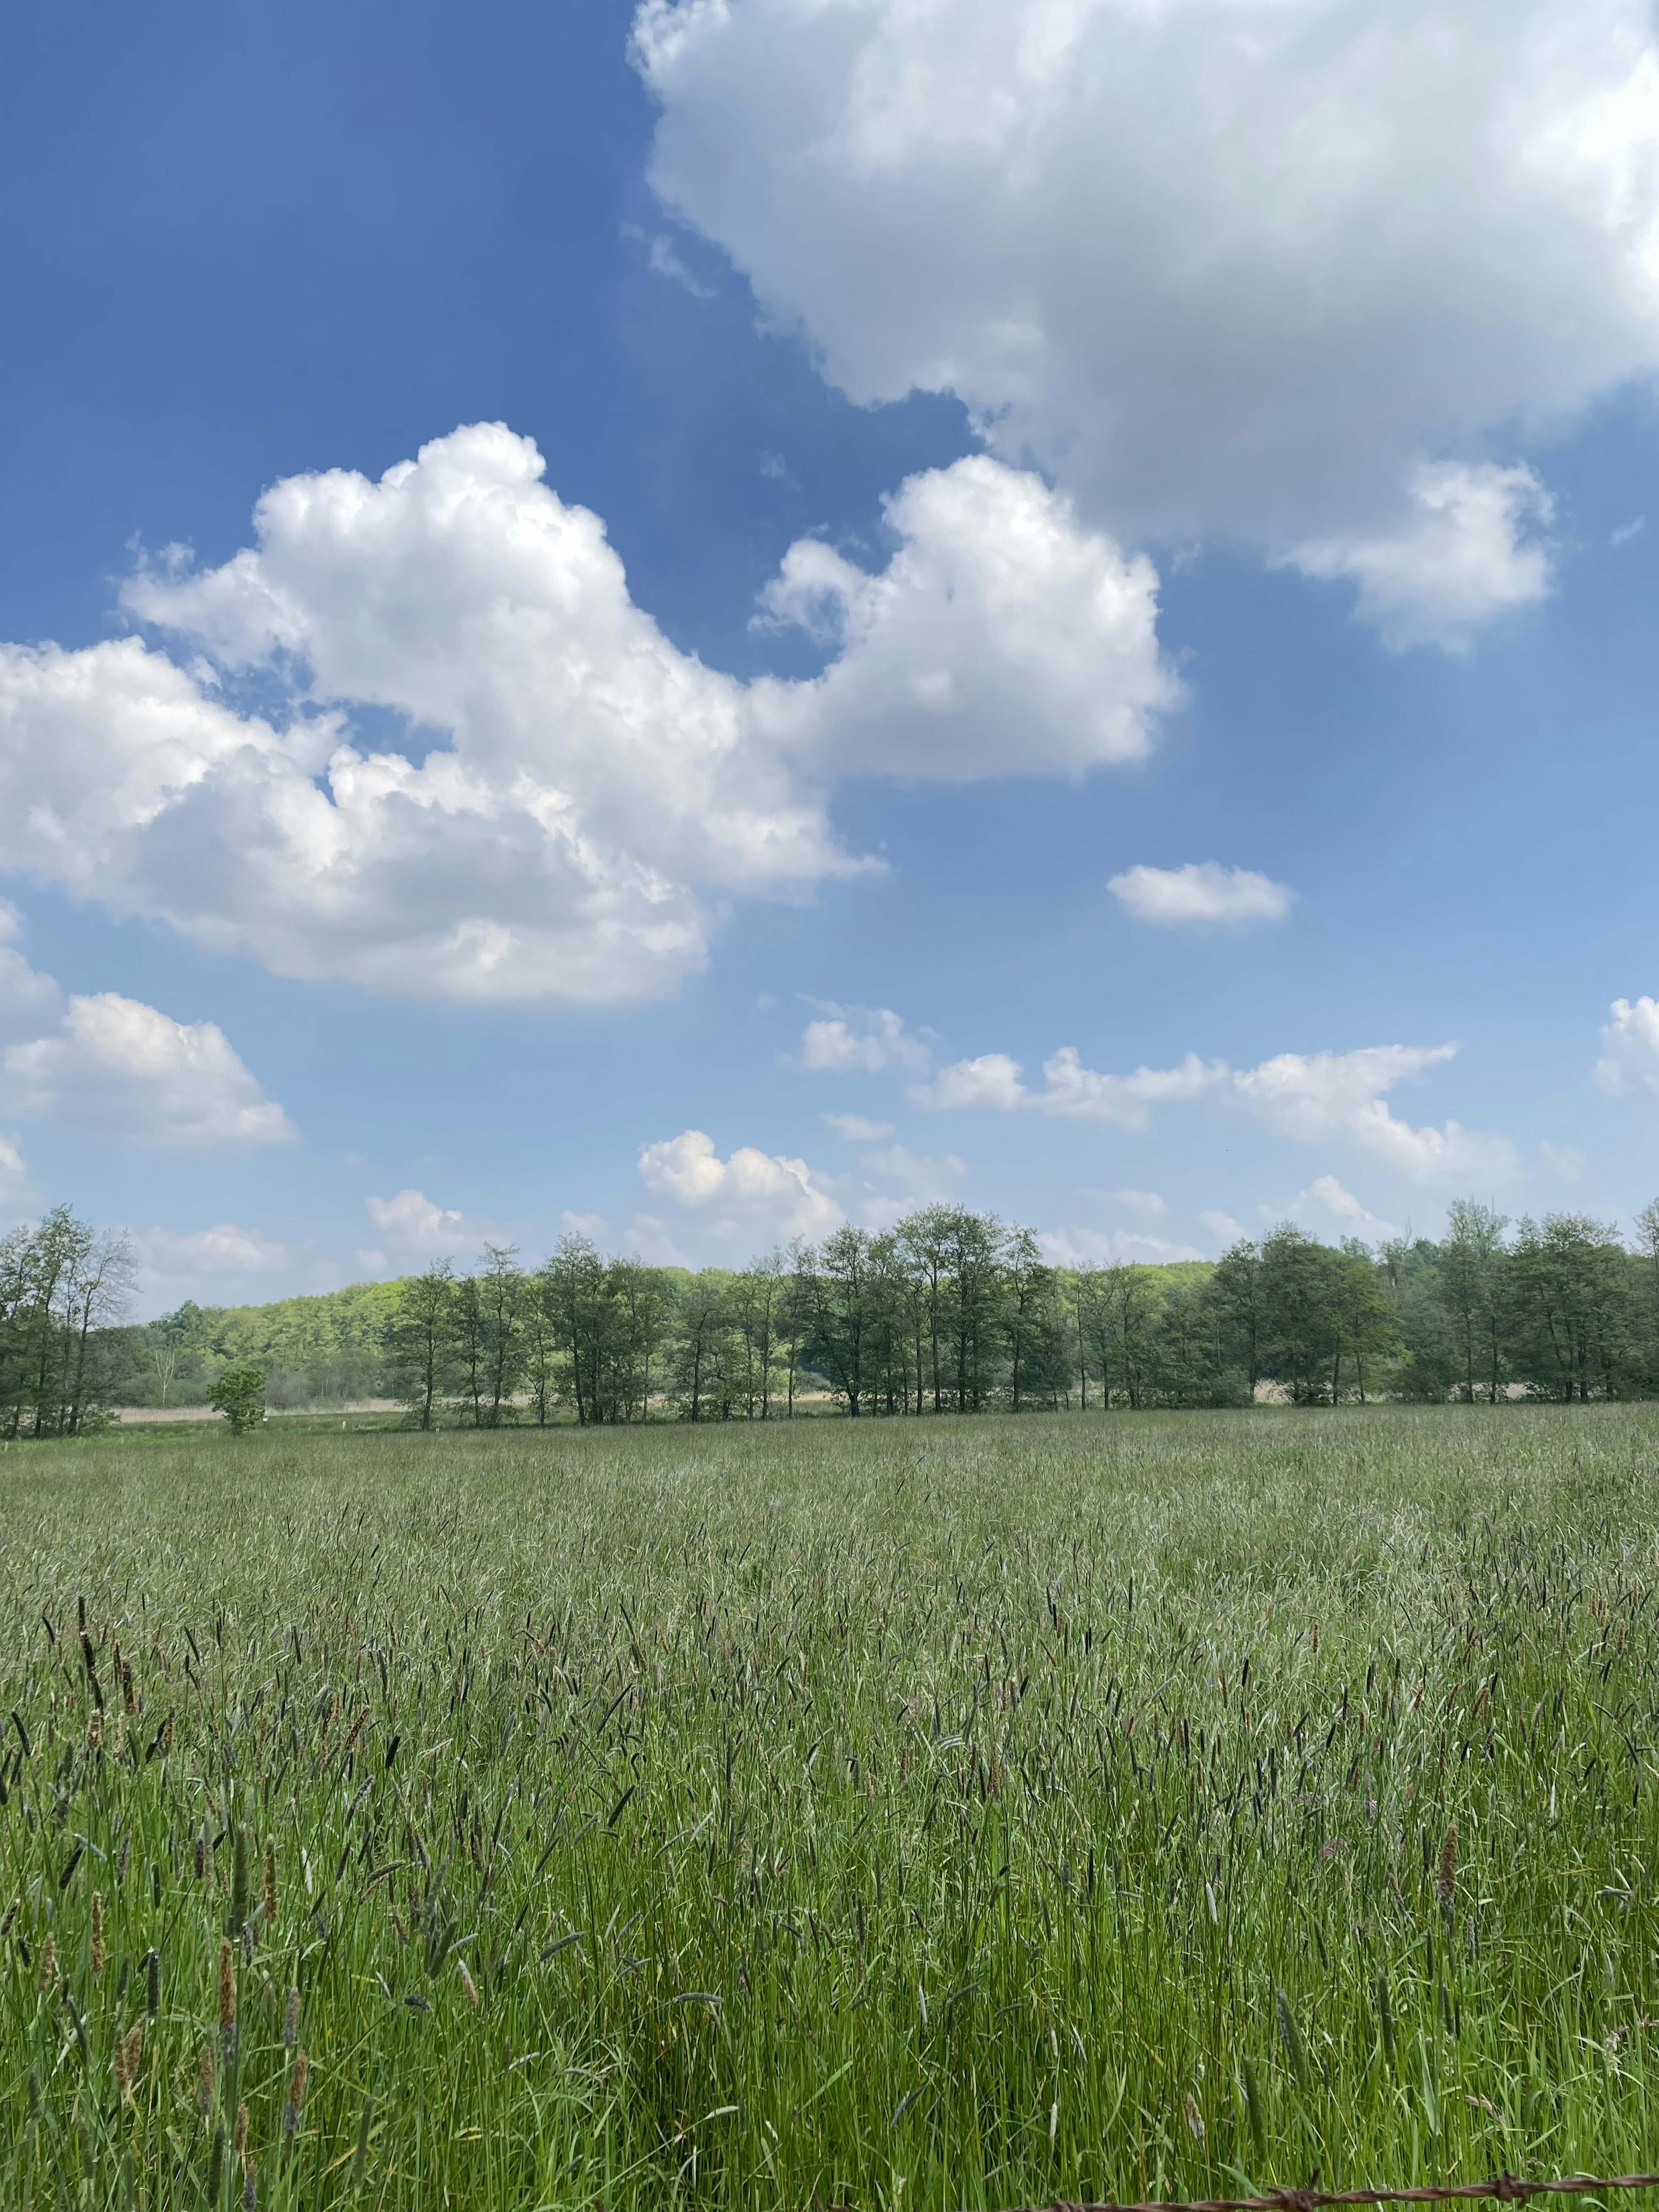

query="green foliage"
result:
[65,1191,1659,1426]
[203,1361,267,1434]
[2,1408,1658,2207]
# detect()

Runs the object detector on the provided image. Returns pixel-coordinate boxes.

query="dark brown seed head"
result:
[232,2101,249,2158]
[261,1841,279,1929]
[218,1939,237,2029]
[1438,1820,1459,1908]
[89,1892,105,1979]
[197,2039,216,2113]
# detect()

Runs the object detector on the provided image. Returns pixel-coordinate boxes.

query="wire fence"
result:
[992,2177,1659,2212]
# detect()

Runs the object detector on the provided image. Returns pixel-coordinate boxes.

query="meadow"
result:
[2,1407,1656,2211]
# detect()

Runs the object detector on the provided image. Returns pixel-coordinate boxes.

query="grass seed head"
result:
[86,1707,102,1752]
[242,2158,258,2211]
[197,2039,216,2113]
[1438,1819,1459,1916]
[233,2101,249,2158]
[89,1891,105,1979]
[261,1839,278,1928]
[146,1946,159,2019]
[115,2021,143,2097]
[456,1954,479,2008]
[282,2047,308,2147]
[283,1986,299,2046]
[35,1934,56,1991]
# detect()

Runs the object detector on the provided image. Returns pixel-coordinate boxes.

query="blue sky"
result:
[4,0,1659,1311]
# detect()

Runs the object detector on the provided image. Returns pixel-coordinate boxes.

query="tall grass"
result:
[2,1406,1656,2209]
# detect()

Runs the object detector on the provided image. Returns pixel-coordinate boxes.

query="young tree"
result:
[1436,1200,1509,1403]
[387,1261,458,1430]
[476,1244,527,1426]
[1207,1240,1265,1398]
[207,1363,267,1435]
[671,1273,731,1422]
[1259,1224,1341,1404]
[1330,1240,1401,1402]
[808,1226,877,1416]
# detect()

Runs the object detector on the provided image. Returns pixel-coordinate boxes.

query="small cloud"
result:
[1096,1186,1166,1217]
[1596,996,1659,1095]
[137,1224,288,1277]
[791,1000,933,1077]
[1200,1209,1248,1247]
[0,908,294,1148]
[365,1189,467,1255]
[1611,517,1646,548]
[1539,1141,1585,1182]
[648,234,715,299]
[560,1209,610,1239]
[760,453,791,483]
[1108,862,1295,928]
[1288,1174,1398,1240]
[1037,1226,1204,1265]
[822,1111,895,1141]
[638,1128,842,1243]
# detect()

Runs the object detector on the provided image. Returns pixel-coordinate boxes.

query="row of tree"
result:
[8,1198,1659,1436]
[380,1198,1659,1424]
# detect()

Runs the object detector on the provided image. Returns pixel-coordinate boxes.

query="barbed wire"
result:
[990,2175,1659,2212]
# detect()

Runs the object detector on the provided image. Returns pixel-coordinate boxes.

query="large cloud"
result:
[637,0,1659,635]
[0,426,1173,1006]
[0,906,293,1147]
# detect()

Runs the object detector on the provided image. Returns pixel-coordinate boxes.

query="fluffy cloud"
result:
[793,1002,932,1076]
[638,0,1659,638]
[913,1034,1516,1179]
[1287,461,1554,651]
[1596,996,1659,1094]
[0,426,1175,1007]
[1230,1045,1516,1178]
[364,1189,469,1254]
[0,906,293,1147]
[638,1128,842,1241]
[757,458,1178,777]
[1108,863,1295,928]
[137,1224,288,1278]
[912,1046,1224,1129]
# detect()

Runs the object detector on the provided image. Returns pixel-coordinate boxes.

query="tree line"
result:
[7,1196,1659,1436]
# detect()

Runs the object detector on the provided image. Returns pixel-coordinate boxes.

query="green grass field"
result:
[3,1408,1657,2210]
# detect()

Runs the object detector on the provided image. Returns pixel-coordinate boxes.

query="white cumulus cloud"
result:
[637,1128,842,1242]
[913,1033,1516,1180]
[1596,995,1659,1093]
[0,904,293,1147]
[0,426,1176,1007]
[364,1189,469,1255]
[1108,863,1295,928]
[637,0,1659,640]
[793,1002,932,1076]
[1287,461,1554,652]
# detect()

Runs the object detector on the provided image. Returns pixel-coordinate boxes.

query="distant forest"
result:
[6,1196,1659,1436]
